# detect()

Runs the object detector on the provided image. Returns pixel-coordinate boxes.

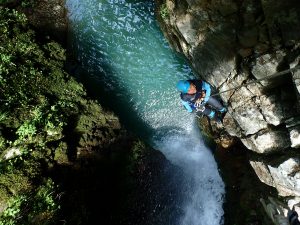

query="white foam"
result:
[154,124,225,225]
[66,0,225,223]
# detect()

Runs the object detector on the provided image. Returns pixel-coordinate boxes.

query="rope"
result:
[211,65,300,97]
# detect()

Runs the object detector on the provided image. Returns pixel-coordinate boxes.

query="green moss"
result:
[54,142,68,164]
[21,158,42,179]
[131,140,146,160]
[0,6,126,224]
[43,42,66,61]
[0,195,26,225]
[0,186,10,205]
[0,8,70,222]
[75,100,114,149]
[0,137,6,152]
[0,0,36,7]
[197,116,215,138]
[0,171,31,195]
[0,178,59,225]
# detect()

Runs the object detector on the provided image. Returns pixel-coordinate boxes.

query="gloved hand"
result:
[194,98,204,108]
[198,90,208,104]
[195,105,205,112]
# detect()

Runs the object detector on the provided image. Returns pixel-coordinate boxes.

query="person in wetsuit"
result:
[176,80,226,121]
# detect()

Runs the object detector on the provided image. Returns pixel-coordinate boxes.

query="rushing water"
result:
[66,0,225,224]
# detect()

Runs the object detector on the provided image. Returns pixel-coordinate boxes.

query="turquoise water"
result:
[66,0,225,224]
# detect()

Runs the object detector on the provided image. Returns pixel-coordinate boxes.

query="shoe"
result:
[213,114,223,124]
[219,107,227,113]
[215,117,222,124]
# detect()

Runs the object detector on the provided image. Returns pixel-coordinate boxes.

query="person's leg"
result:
[206,96,226,112]
[196,105,216,119]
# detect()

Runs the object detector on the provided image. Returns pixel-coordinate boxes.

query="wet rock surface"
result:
[214,142,275,225]
[20,0,68,44]
[155,0,300,198]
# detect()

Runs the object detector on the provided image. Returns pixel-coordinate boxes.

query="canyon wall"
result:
[155,0,300,198]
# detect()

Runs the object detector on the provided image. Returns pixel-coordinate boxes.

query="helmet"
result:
[176,80,190,93]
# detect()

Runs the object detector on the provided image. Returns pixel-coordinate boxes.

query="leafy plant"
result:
[0,195,26,225]
[160,3,169,20]
[33,179,59,212]
[20,0,36,8]
[0,179,60,225]
[16,121,37,140]
[0,111,7,123]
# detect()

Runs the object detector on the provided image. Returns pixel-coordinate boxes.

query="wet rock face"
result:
[20,0,67,43]
[250,156,300,197]
[156,0,300,196]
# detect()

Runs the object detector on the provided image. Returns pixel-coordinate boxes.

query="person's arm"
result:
[181,100,193,113]
[202,81,211,103]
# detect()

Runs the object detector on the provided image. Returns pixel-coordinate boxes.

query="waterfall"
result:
[66,0,225,224]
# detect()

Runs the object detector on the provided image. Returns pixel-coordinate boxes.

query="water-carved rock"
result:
[155,0,300,197]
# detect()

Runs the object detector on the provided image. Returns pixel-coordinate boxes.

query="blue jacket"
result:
[180,80,211,112]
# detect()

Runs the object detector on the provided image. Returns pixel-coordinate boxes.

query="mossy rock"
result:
[0,7,129,224]
[75,100,122,150]
[0,187,10,213]
[197,116,216,147]
[0,171,31,195]
[0,147,22,161]
[54,142,68,164]
[197,115,236,149]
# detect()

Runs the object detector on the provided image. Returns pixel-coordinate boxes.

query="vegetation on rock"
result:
[0,5,167,224]
[159,3,169,20]
[0,7,126,224]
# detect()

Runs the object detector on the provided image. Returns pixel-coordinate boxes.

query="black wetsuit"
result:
[179,79,226,119]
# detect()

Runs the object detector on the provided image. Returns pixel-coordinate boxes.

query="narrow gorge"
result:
[0,0,299,225]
